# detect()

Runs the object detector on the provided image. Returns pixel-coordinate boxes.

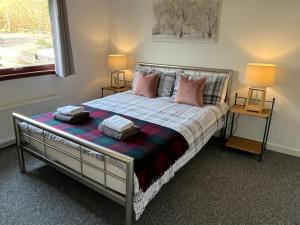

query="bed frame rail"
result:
[12,112,134,225]
[12,63,233,225]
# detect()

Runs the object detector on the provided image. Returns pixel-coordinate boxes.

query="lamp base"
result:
[111,71,126,89]
[245,87,266,113]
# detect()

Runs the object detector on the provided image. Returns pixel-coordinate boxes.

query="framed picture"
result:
[152,0,221,42]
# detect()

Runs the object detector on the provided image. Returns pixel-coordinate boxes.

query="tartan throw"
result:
[31,106,188,191]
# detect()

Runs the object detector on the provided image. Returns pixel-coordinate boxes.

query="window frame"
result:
[0,64,56,81]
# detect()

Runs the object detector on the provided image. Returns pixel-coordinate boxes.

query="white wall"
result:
[108,0,300,156]
[1,0,300,157]
[0,0,110,107]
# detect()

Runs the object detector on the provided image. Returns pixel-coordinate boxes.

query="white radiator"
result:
[0,96,59,148]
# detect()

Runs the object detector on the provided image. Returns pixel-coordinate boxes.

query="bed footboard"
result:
[12,113,134,225]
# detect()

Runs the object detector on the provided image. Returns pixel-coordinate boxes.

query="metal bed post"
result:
[13,117,26,173]
[125,159,134,225]
[221,70,233,141]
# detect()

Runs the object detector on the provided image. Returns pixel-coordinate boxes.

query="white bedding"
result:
[20,91,228,220]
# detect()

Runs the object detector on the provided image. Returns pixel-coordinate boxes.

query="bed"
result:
[13,63,233,225]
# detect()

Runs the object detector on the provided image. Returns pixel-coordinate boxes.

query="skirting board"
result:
[267,142,300,158]
[0,140,15,149]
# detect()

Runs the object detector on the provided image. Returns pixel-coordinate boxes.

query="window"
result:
[0,0,55,81]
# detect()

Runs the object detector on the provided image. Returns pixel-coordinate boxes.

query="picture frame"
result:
[152,0,222,43]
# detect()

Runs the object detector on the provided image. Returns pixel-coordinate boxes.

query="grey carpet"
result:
[1,139,300,225]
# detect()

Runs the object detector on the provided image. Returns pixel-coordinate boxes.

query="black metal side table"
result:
[223,93,275,161]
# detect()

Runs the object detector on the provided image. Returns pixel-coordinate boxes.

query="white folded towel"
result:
[101,115,134,132]
[57,106,84,116]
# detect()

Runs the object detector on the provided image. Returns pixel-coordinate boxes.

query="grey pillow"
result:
[156,72,176,97]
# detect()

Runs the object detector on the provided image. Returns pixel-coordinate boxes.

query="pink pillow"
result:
[134,72,159,98]
[175,76,206,107]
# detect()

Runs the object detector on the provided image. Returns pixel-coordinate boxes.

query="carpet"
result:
[0,139,300,225]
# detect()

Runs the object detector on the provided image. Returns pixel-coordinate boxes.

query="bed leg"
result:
[125,159,134,225]
[125,203,132,225]
[13,117,26,173]
[17,145,26,173]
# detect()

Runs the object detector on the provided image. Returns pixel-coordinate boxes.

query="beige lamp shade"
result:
[107,54,127,70]
[244,63,276,87]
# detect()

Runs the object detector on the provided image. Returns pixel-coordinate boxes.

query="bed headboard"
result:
[138,62,233,104]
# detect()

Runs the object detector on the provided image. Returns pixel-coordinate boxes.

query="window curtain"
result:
[48,0,75,77]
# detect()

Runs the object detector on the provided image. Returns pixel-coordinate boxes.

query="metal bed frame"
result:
[13,62,233,225]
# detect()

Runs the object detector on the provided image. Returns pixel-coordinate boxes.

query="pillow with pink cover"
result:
[134,71,159,98]
[175,76,206,107]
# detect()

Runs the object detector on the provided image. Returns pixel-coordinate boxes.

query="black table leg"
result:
[223,112,230,141]
[259,98,275,161]
[230,112,235,136]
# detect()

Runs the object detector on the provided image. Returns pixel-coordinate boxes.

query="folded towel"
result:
[98,124,139,140]
[101,115,134,132]
[57,106,84,116]
[53,111,90,124]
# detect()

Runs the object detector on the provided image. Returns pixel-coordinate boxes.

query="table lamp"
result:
[108,54,127,89]
[244,63,276,113]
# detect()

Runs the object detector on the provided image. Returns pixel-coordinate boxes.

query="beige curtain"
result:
[48,0,75,77]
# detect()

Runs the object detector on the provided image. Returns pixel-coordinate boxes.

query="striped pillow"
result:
[200,75,227,105]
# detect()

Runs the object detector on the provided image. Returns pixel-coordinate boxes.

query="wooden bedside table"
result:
[101,86,131,98]
[224,93,275,161]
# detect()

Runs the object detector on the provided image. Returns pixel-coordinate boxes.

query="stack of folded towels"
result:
[98,115,139,141]
[54,106,90,124]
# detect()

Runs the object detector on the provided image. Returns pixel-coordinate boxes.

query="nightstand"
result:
[224,93,275,161]
[101,86,131,98]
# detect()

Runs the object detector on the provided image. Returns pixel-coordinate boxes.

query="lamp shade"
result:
[107,54,127,70]
[244,63,276,87]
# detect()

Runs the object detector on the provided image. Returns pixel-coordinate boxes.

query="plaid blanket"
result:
[31,106,188,191]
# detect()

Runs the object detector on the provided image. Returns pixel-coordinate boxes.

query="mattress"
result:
[20,91,228,219]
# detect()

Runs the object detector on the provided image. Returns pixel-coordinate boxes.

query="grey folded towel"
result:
[53,111,90,124]
[98,124,139,141]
